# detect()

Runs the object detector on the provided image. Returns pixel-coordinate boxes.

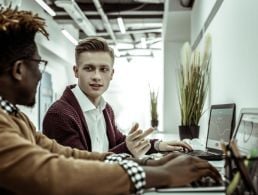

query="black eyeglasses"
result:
[26,58,48,74]
[0,58,48,75]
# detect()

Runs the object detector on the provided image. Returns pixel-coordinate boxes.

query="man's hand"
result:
[156,140,192,152]
[143,154,221,189]
[125,123,154,158]
[162,154,221,186]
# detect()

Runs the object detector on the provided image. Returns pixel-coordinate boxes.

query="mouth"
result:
[89,83,103,90]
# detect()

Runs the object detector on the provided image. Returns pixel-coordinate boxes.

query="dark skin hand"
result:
[142,153,221,189]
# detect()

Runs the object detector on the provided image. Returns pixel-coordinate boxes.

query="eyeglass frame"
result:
[0,57,48,75]
[25,58,48,74]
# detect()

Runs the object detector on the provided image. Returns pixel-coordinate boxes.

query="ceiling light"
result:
[61,29,78,45]
[35,0,56,16]
[117,17,126,34]
[55,0,96,36]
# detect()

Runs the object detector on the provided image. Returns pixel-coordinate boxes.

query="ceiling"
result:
[46,0,194,57]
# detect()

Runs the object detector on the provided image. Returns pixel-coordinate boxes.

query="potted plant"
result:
[150,88,159,129]
[177,34,212,139]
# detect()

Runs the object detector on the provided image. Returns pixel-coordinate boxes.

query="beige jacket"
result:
[0,108,131,195]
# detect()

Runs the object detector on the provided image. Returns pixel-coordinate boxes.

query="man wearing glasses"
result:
[0,7,220,194]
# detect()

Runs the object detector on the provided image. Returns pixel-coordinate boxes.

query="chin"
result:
[26,98,36,107]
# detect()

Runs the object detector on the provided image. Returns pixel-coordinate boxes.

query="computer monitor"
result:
[206,104,236,152]
[233,108,258,156]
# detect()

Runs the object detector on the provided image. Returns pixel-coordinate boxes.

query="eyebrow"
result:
[82,64,111,67]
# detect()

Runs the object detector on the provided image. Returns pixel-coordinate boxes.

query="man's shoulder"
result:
[47,99,77,116]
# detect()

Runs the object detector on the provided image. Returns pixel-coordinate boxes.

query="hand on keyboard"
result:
[191,176,223,187]
[183,138,205,150]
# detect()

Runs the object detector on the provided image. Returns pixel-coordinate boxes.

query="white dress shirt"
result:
[71,85,109,152]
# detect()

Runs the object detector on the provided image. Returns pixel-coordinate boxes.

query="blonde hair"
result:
[75,37,114,65]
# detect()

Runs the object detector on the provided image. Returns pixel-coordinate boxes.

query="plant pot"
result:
[151,119,159,129]
[179,125,200,140]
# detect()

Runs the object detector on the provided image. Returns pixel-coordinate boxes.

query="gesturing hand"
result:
[125,123,154,158]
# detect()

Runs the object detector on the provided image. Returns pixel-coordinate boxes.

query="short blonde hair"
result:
[75,37,114,65]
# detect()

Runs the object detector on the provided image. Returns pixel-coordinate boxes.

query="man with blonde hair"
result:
[43,37,192,158]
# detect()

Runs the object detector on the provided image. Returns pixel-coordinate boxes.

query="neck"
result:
[88,96,101,107]
[0,79,17,105]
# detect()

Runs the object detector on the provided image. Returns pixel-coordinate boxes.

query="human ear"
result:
[110,68,114,80]
[73,65,79,78]
[11,60,24,81]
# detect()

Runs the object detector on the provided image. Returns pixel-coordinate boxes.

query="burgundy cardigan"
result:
[43,85,158,154]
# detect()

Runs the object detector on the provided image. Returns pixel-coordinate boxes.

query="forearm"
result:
[36,132,109,161]
[0,132,131,194]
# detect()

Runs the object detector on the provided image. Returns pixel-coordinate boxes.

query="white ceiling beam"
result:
[55,0,96,36]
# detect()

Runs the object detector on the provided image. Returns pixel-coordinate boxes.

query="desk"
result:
[145,132,225,194]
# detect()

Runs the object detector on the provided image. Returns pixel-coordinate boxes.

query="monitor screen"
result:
[234,112,258,156]
[206,108,234,149]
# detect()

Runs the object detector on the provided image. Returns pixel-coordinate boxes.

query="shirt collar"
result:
[0,96,19,115]
[71,85,106,113]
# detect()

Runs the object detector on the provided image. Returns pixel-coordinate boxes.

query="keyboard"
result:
[186,150,224,161]
[156,176,225,192]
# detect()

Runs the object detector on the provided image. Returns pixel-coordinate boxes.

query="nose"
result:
[91,69,101,81]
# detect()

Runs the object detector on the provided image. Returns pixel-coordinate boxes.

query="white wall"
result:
[191,0,217,42]
[104,52,163,133]
[163,0,191,134]
[191,0,258,140]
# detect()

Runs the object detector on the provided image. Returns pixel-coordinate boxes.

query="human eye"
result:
[83,65,94,71]
[100,67,110,73]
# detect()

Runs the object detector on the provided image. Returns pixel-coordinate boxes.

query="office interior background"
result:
[1,0,258,141]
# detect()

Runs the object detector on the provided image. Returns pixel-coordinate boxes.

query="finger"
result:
[132,128,154,141]
[164,140,193,151]
[189,159,221,181]
[166,145,184,151]
[136,141,151,153]
[196,162,221,178]
[135,139,150,150]
[141,128,154,138]
[128,123,139,134]
[194,168,221,183]
[128,129,144,141]
[173,141,193,151]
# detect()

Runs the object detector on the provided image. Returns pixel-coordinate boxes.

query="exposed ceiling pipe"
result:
[92,0,117,44]
[134,0,164,3]
[55,0,96,36]
[97,28,162,36]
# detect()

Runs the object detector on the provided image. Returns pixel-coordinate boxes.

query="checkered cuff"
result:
[118,160,146,194]
[105,153,132,163]
[105,159,146,194]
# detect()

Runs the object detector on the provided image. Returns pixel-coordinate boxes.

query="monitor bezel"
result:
[206,103,236,153]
